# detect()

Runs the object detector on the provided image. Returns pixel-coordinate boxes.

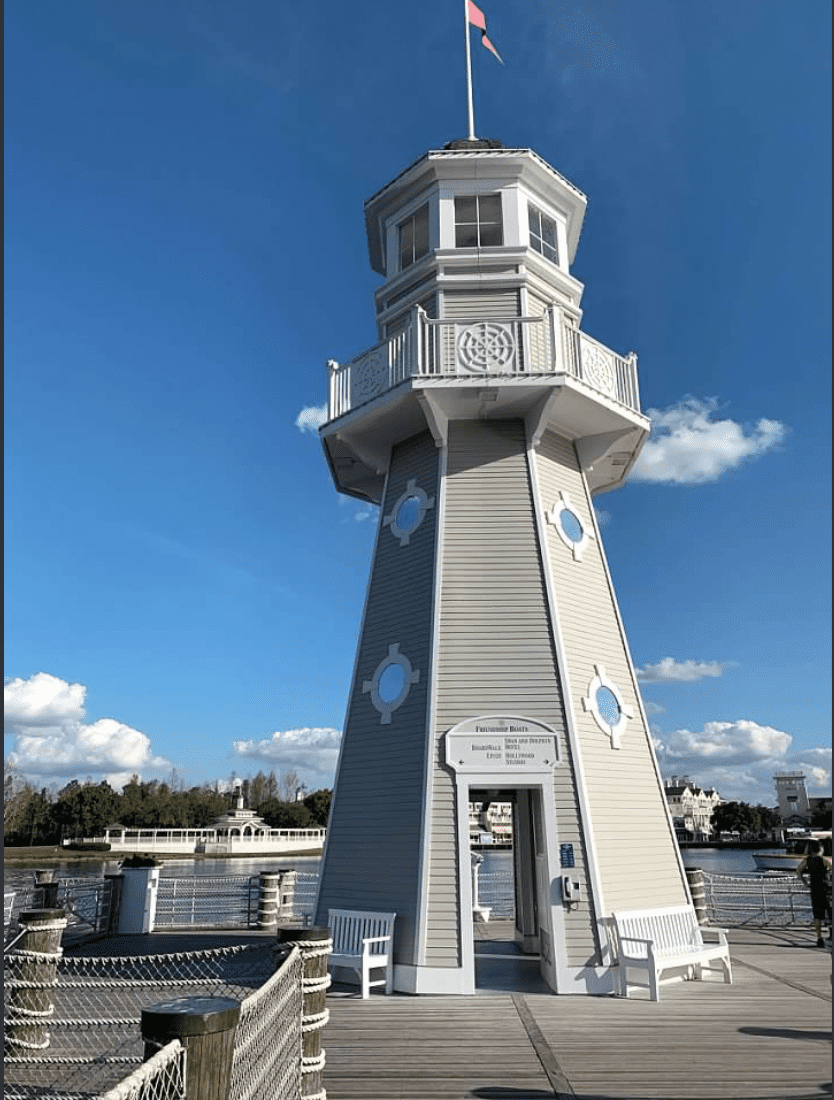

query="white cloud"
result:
[295,404,328,433]
[631,397,787,484]
[594,508,611,528]
[232,727,342,788]
[636,658,726,683]
[653,718,831,802]
[4,672,86,733]
[354,506,378,523]
[643,701,666,715]
[5,672,170,782]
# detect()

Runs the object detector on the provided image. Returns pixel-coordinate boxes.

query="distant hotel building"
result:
[663,776,722,842]
[774,770,811,826]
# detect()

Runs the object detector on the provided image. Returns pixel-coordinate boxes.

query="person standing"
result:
[796,840,832,947]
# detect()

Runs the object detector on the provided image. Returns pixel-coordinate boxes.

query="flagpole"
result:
[464,0,476,140]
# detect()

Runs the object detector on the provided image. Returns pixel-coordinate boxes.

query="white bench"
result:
[611,904,732,1001]
[327,909,396,998]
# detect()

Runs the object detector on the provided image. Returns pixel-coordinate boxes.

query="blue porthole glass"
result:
[559,508,584,544]
[595,686,621,728]
[378,663,406,704]
[395,495,422,535]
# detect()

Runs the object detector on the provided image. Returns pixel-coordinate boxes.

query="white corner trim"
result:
[581,664,634,750]
[415,444,447,967]
[362,643,420,725]
[394,963,473,995]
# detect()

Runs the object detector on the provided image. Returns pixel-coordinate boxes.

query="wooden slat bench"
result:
[611,904,732,1001]
[327,909,396,998]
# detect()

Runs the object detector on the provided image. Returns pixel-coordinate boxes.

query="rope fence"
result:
[4,932,304,1100]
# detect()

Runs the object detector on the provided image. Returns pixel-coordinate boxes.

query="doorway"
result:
[465,784,561,994]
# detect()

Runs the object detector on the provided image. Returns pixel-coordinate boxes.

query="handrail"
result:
[326,306,640,421]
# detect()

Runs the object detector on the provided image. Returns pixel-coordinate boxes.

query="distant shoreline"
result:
[3,845,323,867]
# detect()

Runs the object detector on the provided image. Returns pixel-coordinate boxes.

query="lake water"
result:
[3,846,773,895]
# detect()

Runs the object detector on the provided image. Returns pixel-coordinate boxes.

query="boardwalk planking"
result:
[322,925,832,1100]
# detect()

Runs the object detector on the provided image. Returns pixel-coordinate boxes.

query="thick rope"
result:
[284,940,332,959]
[5,1003,55,1018]
[300,1008,330,1033]
[301,1051,326,1072]
[3,1033,52,1051]
[6,946,63,960]
[301,973,332,993]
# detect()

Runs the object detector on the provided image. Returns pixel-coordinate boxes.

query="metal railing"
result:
[4,880,115,948]
[328,305,640,420]
[702,872,814,927]
[155,875,261,928]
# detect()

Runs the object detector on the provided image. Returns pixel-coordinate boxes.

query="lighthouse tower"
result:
[314,139,689,995]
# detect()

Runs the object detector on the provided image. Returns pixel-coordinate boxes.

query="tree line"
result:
[711,800,831,836]
[3,766,332,847]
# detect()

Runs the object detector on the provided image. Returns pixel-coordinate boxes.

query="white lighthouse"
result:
[314,138,690,995]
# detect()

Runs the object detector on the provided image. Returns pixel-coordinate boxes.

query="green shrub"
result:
[120,853,162,867]
[65,842,111,852]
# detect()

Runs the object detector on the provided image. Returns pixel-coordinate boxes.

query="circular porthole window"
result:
[594,686,621,728]
[546,491,595,561]
[582,665,634,749]
[378,662,406,704]
[384,479,435,546]
[395,495,422,536]
[560,508,584,544]
[362,644,420,724]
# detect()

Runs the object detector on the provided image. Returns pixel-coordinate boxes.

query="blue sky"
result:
[5,0,831,804]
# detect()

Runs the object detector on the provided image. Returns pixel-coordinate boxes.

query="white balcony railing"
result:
[327,305,640,421]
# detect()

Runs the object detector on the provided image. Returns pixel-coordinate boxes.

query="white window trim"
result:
[581,664,634,750]
[546,490,595,561]
[383,478,435,546]
[362,643,420,725]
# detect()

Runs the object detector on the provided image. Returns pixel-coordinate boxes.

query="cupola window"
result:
[528,204,559,264]
[398,203,429,270]
[454,193,503,248]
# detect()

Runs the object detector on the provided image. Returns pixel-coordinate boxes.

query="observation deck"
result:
[321,303,649,503]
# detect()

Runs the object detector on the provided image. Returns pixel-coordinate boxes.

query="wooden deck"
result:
[323,923,832,1100]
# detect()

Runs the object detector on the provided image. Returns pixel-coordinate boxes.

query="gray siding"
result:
[315,431,440,965]
[535,430,688,913]
[429,419,597,968]
[441,288,520,320]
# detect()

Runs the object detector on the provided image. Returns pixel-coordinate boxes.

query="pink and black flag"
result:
[467,1,503,63]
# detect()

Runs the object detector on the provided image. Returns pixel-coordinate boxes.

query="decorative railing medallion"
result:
[456,321,517,374]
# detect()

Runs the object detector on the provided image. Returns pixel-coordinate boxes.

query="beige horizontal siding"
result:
[426,418,599,971]
[534,429,688,915]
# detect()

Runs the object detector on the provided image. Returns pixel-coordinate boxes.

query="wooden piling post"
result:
[258,871,280,929]
[141,996,241,1100]
[686,867,708,925]
[104,873,124,934]
[276,925,331,1100]
[33,870,60,909]
[278,869,298,921]
[4,908,67,1056]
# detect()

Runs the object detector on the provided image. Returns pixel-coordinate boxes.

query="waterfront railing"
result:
[702,871,813,927]
[5,867,819,947]
[4,877,117,947]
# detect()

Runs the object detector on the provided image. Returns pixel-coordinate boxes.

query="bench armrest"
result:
[618,935,654,948]
[362,934,392,950]
[699,927,729,945]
